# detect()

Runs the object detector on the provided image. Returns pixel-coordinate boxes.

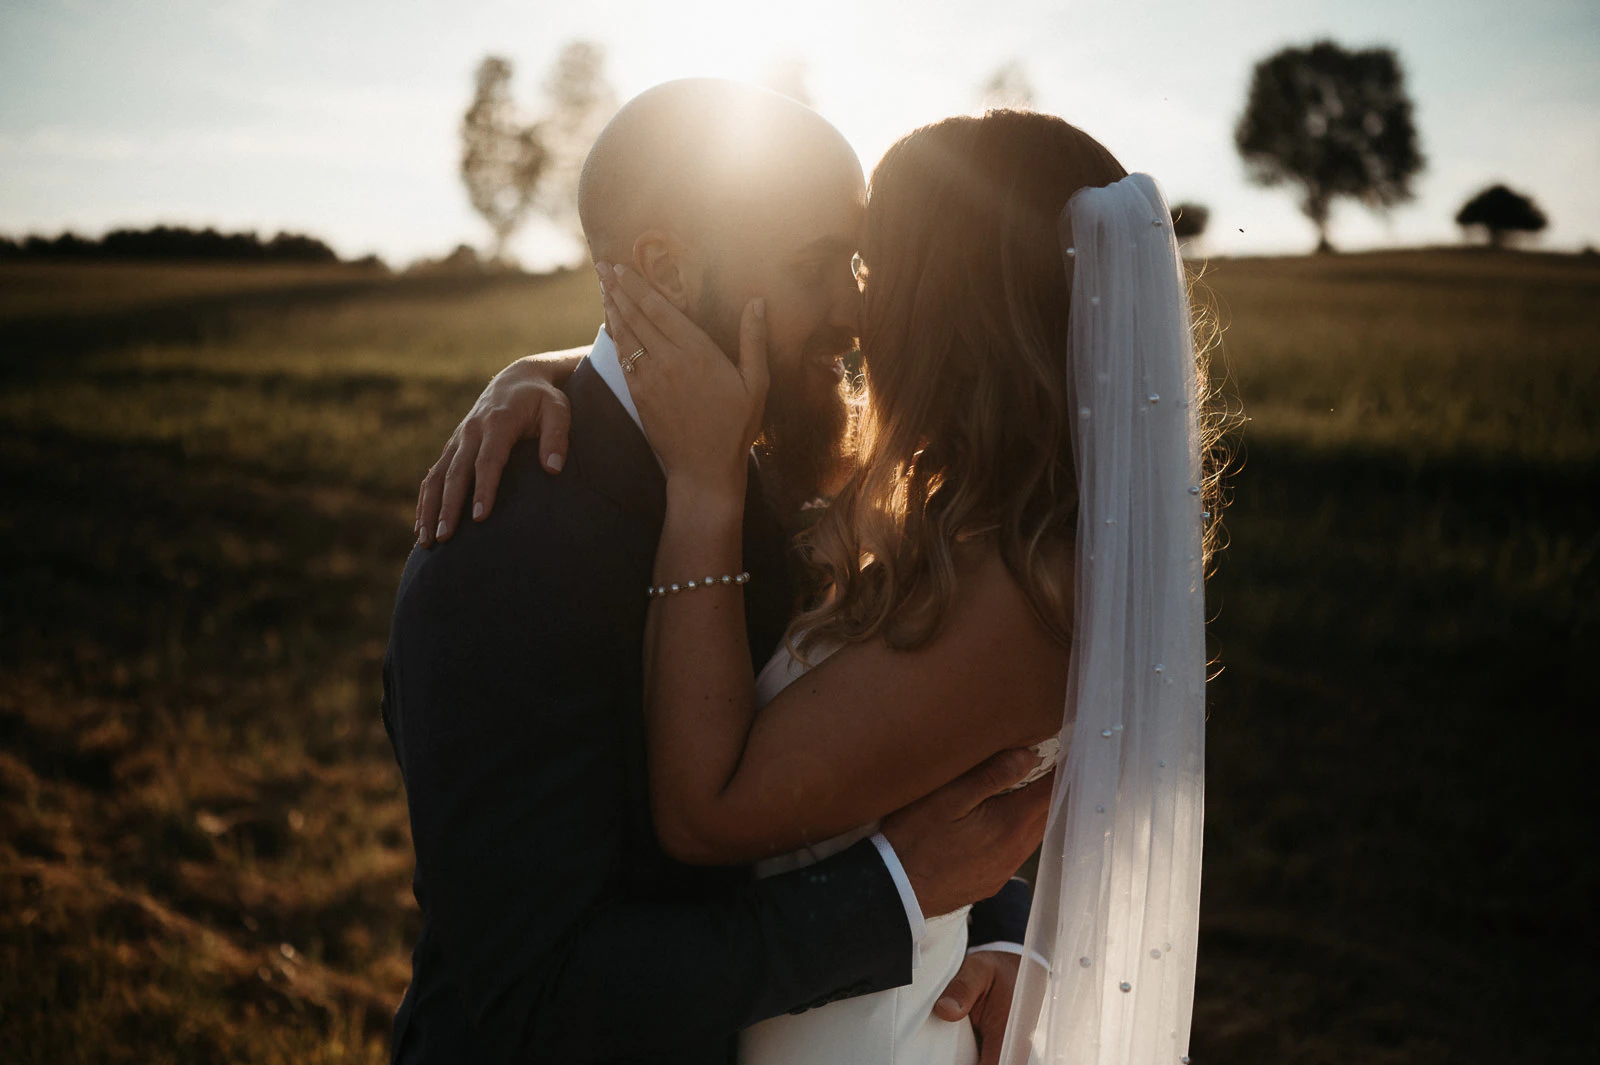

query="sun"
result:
[603,0,840,98]
[591,0,938,181]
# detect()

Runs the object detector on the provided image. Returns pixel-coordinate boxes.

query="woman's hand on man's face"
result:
[598,262,769,502]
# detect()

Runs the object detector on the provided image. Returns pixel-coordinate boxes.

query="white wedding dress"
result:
[739,636,1065,1065]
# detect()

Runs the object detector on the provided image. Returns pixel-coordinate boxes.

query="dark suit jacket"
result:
[382,360,1031,1063]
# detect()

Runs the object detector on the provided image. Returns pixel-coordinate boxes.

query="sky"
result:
[2,0,1596,267]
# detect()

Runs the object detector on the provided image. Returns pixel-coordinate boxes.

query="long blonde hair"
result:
[796,112,1224,654]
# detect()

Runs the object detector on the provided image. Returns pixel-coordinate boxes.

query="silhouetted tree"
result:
[461,56,549,265]
[1235,40,1424,253]
[981,60,1036,109]
[534,41,618,243]
[262,232,340,262]
[1170,203,1210,240]
[407,243,486,275]
[1455,184,1547,248]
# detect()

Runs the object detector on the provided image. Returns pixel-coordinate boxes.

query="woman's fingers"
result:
[416,437,458,546]
[598,282,644,365]
[435,425,481,542]
[604,271,676,365]
[611,264,701,350]
[534,389,572,476]
[470,411,517,522]
[416,463,434,540]
[596,263,644,361]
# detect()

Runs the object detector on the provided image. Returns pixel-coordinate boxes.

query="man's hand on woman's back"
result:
[882,748,1053,919]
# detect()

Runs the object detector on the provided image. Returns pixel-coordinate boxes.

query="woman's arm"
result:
[650,505,1068,866]
[417,345,587,545]
[602,265,1068,867]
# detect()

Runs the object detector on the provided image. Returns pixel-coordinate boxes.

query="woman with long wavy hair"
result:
[426,109,1220,1064]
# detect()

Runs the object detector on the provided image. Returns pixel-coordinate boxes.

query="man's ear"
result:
[631,229,704,312]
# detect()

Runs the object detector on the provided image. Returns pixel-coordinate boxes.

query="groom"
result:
[386,81,1047,1064]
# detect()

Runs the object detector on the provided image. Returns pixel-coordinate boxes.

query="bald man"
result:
[383,81,1043,1065]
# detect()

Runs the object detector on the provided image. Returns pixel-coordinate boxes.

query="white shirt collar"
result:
[587,324,646,435]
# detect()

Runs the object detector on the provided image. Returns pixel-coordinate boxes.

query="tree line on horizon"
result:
[0,225,381,266]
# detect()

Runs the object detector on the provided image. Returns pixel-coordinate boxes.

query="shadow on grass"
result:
[1194,441,1597,1064]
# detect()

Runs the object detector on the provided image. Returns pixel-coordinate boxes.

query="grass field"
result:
[1,250,1595,1062]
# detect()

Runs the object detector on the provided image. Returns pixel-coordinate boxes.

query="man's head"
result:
[578,79,865,500]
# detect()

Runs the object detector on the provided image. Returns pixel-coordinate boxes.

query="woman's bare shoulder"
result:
[945,540,1073,734]
[951,537,1070,631]
[799,539,1072,744]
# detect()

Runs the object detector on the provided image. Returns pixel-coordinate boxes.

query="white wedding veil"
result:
[997,173,1206,1065]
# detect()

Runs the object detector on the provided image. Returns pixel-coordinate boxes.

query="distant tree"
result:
[0,236,19,260]
[1170,203,1211,240]
[440,244,482,271]
[1455,184,1547,247]
[981,60,1036,109]
[461,56,549,266]
[262,231,340,262]
[536,41,619,243]
[1234,40,1424,253]
[760,56,813,107]
[407,243,486,275]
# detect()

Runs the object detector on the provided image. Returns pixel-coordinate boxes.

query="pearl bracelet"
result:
[647,571,751,598]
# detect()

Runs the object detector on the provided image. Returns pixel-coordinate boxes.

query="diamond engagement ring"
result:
[622,346,648,373]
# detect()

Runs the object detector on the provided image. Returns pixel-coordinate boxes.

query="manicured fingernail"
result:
[472,502,485,520]
[435,520,448,540]
[611,263,626,278]
[753,298,765,320]
[546,453,564,473]
[936,996,958,1015]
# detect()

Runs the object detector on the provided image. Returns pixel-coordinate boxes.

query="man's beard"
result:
[697,277,854,506]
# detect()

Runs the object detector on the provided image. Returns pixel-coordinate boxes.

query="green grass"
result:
[0,251,1594,1061]
[1207,249,1599,464]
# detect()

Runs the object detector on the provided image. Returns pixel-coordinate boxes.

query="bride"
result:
[423,110,1215,1064]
